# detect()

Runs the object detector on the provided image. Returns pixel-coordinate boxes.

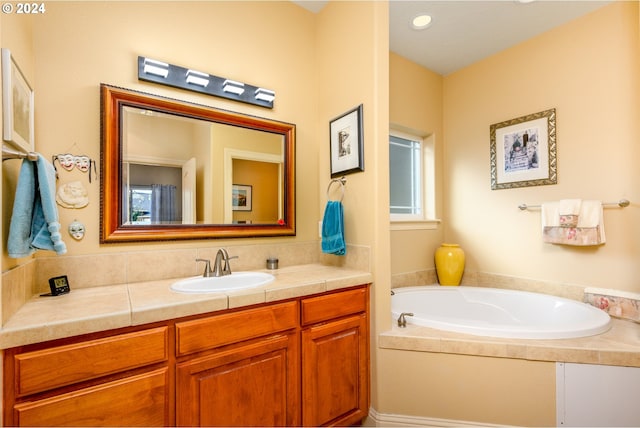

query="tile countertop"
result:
[379,318,640,368]
[0,264,373,350]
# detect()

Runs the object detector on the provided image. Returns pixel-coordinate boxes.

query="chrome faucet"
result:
[213,248,238,277]
[196,258,214,277]
[397,312,414,328]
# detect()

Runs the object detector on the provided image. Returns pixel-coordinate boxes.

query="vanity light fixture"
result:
[137,56,275,108]
[255,88,275,103]
[186,69,210,87]
[222,79,245,95]
[142,58,169,78]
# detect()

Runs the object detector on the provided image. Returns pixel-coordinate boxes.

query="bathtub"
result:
[391,286,611,339]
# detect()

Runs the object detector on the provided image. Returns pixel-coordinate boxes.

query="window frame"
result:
[389,129,439,230]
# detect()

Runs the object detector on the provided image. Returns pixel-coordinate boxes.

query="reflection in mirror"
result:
[100,84,295,242]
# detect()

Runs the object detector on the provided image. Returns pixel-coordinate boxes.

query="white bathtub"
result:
[391,286,611,339]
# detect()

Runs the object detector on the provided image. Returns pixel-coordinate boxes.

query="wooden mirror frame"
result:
[100,84,296,242]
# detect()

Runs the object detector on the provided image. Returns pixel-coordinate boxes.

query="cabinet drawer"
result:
[301,287,367,326]
[14,368,169,427]
[14,327,168,397]
[176,301,298,356]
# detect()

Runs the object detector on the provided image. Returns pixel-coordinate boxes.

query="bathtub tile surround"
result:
[474,271,586,302]
[391,269,437,289]
[380,317,640,368]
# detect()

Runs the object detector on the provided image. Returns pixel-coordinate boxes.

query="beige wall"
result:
[389,52,445,275]
[315,0,390,410]
[1,14,35,272]
[377,3,639,425]
[378,350,556,426]
[2,1,319,262]
[443,1,640,292]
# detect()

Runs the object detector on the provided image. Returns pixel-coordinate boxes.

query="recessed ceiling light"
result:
[411,14,432,30]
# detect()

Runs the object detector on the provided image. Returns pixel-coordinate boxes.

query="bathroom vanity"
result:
[1,266,371,427]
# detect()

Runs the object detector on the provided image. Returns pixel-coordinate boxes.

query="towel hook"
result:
[327,177,346,202]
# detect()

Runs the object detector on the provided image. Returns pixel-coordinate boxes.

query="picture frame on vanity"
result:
[329,104,364,178]
[1,48,35,153]
[490,108,557,190]
[232,184,252,211]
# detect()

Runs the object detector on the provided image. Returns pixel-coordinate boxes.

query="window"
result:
[389,129,436,227]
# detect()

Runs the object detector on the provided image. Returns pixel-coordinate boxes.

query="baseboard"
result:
[365,407,510,427]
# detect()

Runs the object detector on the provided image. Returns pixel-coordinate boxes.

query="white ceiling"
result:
[293,0,612,75]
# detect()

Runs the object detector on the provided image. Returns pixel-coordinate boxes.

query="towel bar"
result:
[2,144,37,162]
[327,176,346,202]
[518,199,630,211]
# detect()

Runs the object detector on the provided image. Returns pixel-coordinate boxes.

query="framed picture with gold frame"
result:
[490,108,557,190]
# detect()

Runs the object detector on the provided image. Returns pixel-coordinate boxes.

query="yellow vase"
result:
[434,243,465,286]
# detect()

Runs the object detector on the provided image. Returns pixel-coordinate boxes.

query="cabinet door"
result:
[176,333,299,427]
[13,368,169,427]
[301,314,369,427]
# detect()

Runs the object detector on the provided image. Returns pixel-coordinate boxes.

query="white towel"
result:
[577,200,606,242]
[559,199,581,227]
[541,202,560,228]
[541,200,605,246]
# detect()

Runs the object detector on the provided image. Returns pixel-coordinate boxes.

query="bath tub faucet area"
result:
[397,312,414,328]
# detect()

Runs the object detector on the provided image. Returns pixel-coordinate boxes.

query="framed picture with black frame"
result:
[329,104,364,178]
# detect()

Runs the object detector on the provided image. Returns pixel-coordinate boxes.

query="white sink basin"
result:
[170,272,275,294]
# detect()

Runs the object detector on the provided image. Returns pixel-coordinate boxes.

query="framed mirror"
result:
[100,84,295,242]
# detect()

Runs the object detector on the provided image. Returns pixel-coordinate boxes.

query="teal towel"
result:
[8,156,67,258]
[321,200,346,255]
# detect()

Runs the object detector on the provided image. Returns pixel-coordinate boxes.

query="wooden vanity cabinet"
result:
[175,301,300,427]
[4,326,171,427]
[300,287,370,426]
[3,285,370,427]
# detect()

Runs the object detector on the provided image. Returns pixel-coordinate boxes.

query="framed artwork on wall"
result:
[490,108,557,190]
[232,184,252,211]
[329,104,364,178]
[1,48,34,153]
